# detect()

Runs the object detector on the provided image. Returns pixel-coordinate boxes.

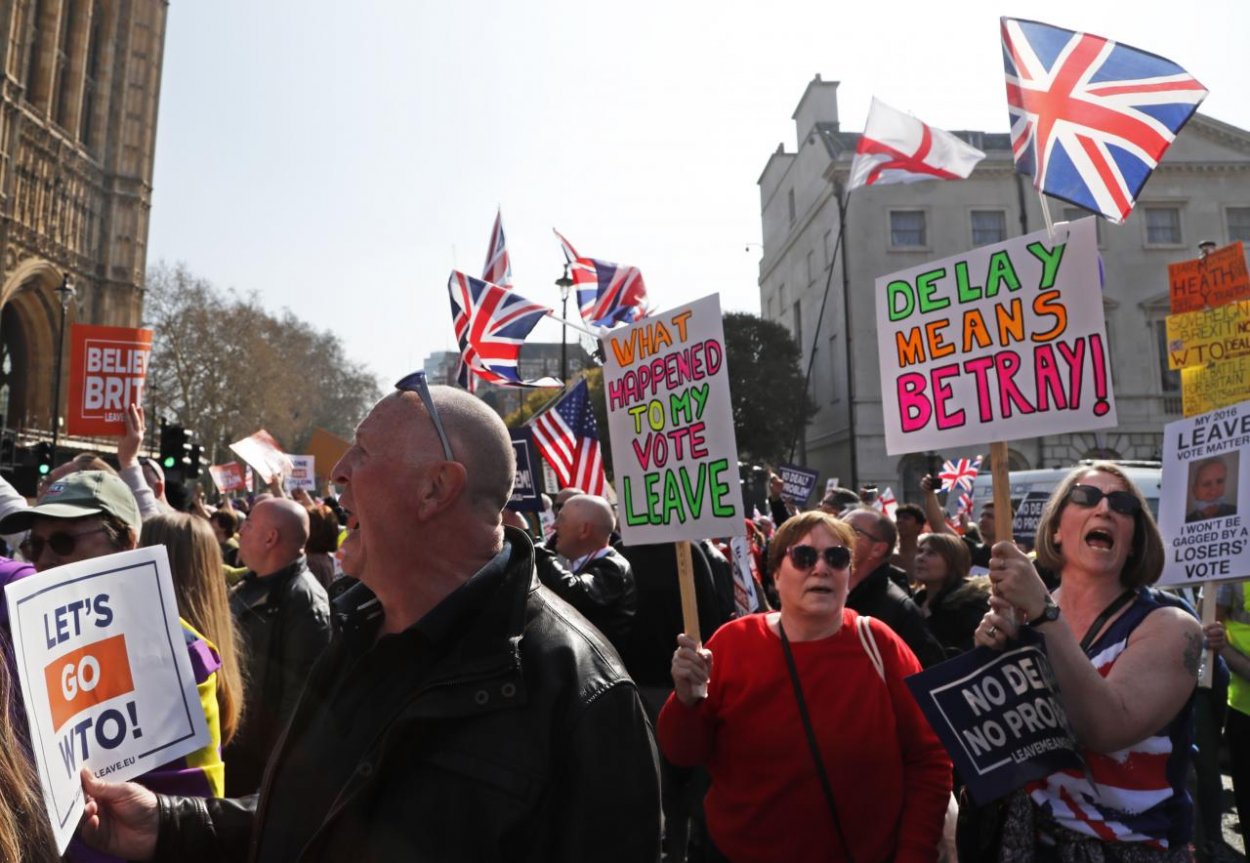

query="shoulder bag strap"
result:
[1078,589,1138,654]
[856,616,885,682]
[778,620,855,863]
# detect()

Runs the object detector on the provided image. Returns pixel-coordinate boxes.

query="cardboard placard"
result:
[603,294,745,544]
[228,430,293,485]
[6,548,210,852]
[876,218,1115,455]
[1157,399,1250,586]
[1168,241,1249,314]
[508,428,543,513]
[66,325,154,436]
[777,462,819,508]
[284,455,316,492]
[208,462,247,494]
[1166,301,1250,369]
[1182,356,1250,417]
[1011,491,1050,546]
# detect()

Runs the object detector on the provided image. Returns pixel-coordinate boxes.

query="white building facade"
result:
[759,75,1250,503]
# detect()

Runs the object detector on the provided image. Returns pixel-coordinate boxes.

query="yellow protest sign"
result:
[1166,301,1250,369]
[1182,355,1250,417]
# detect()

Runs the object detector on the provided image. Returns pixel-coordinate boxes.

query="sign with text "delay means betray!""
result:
[876,217,1114,455]
[66,325,154,436]
[6,547,210,853]
[603,294,745,544]
[906,629,1081,806]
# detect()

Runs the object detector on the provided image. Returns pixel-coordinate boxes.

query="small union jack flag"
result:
[448,271,561,389]
[1001,17,1207,224]
[940,456,982,495]
[457,211,516,389]
[554,229,650,329]
[957,491,975,516]
[530,379,607,496]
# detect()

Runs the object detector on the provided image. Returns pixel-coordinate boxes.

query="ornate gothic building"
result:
[0,0,166,436]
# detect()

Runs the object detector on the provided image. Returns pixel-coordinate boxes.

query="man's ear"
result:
[416,461,468,520]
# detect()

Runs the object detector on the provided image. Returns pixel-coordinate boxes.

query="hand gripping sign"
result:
[6,547,209,853]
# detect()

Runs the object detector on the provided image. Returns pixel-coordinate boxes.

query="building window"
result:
[79,3,101,149]
[970,210,1007,246]
[1228,207,1250,243]
[890,210,926,248]
[766,296,774,320]
[778,284,787,317]
[24,0,45,99]
[1063,207,1102,245]
[823,229,833,267]
[1144,207,1182,246]
[52,0,75,128]
[829,334,841,404]
[793,300,803,347]
[788,188,796,224]
[806,250,815,286]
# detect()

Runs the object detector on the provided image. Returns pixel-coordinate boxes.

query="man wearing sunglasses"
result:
[80,375,661,862]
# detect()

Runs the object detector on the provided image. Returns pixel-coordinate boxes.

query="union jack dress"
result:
[1028,589,1194,848]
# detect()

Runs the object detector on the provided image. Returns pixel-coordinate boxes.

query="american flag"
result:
[553,229,650,329]
[1001,17,1207,224]
[448,271,561,389]
[530,379,606,496]
[457,211,515,389]
[939,456,982,494]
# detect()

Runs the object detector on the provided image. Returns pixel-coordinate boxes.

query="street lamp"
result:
[556,265,574,381]
[50,274,76,468]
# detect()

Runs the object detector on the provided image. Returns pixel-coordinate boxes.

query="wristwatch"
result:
[1027,595,1061,627]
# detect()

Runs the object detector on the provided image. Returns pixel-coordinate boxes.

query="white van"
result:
[963,460,1163,529]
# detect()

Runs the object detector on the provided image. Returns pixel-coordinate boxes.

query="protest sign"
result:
[1182,356,1250,417]
[876,217,1115,455]
[306,427,351,483]
[729,534,761,616]
[776,463,819,508]
[6,547,210,852]
[1168,241,1249,314]
[284,455,316,492]
[1166,301,1250,369]
[603,294,745,545]
[906,631,1081,805]
[1157,399,1250,586]
[66,325,154,436]
[1011,491,1050,546]
[508,428,543,512]
[208,462,247,494]
[229,430,293,485]
[825,478,839,497]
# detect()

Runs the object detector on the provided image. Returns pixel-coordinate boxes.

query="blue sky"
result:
[147,1,1250,388]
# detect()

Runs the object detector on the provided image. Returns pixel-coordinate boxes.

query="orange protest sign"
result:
[43,634,135,732]
[67,325,154,436]
[306,428,350,484]
[1168,242,1250,314]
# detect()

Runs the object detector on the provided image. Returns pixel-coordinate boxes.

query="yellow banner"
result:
[1182,355,1250,417]
[1166,301,1250,369]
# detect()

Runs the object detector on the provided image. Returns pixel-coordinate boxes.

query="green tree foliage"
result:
[504,368,614,480]
[722,312,815,466]
[144,262,381,465]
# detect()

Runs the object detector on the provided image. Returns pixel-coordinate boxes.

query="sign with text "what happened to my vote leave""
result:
[6,547,209,853]
[67,325,154,436]
[877,217,1115,455]
[603,294,745,544]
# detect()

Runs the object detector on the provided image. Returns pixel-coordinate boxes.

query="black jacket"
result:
[225,557,332,796]
[846,562,946,668]
[534,544,637,653]
[915,576,993,657]
[153,527,661,862]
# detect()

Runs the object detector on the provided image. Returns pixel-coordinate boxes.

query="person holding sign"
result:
[975,464,1201,856]
[659,511,951,863]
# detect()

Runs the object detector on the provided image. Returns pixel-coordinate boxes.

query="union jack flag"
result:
[1002,18,1207,224]
[553,229,650,329]
[530,379,607,496]
[448,271,561,389]
[457,211,516,389]
[957,491,975,516]
[940,456,982,494]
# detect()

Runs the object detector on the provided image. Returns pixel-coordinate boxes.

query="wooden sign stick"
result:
[676,540,701,642]
[990,441,1014,547]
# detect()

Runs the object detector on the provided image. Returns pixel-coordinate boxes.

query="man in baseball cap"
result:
[0,471,141,570]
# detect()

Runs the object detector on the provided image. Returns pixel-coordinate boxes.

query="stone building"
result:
[758,75,1250,502]
[0,0,167,437]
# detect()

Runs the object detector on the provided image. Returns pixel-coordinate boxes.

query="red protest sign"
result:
[208,462,247,493]
[1168,241,1250,314]
[66,325,154,436]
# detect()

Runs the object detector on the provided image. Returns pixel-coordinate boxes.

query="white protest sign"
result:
[229,429,293,485]
[876,217,1115,455]
[603,294,745,544]
[1157,399,1250,586]
[6,547,210,853]
[284,455,317,492]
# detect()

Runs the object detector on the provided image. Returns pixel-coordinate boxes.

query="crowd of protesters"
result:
[0,385,1239,862]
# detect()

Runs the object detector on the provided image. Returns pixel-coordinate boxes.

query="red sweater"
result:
[658,611,951,863]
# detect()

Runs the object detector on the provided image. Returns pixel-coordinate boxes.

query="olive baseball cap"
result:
[0,471,142,535]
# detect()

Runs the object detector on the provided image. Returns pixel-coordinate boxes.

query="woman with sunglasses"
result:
[658,511,952,863]
[975,463,1201,859]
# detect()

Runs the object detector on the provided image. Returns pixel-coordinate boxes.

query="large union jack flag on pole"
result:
[530,378,607,495]
[457,210,516,389]
[1001,18,1207,224]
[448,271,561,389]
[553,229,650,329]
[940,456,983,495]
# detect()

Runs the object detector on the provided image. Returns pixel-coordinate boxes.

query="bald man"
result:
[81,375,660,862]
[225,496,332,796]
[536,493,637,653]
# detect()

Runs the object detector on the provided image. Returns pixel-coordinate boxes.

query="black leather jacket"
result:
[534,544,637,653]
[225,557,332,796]
[846,563,946,668]
[153,527,661,862]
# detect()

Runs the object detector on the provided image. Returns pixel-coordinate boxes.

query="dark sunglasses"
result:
[787,544,851,571]
[1066,484,1141,516]
[394,371,455,461]
[20,527,110,560]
